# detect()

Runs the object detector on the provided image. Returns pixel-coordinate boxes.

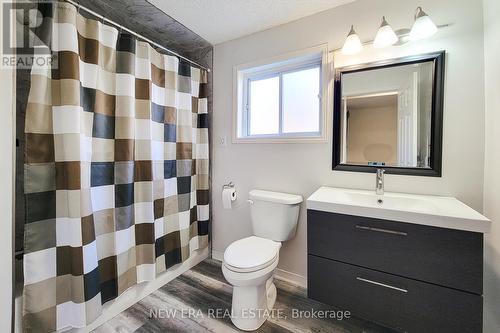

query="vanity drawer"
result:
[308,255,482,333]
[307,210,483,294]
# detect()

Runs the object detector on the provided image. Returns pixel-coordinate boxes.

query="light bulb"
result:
[373,16,398,48]
[409,7,438,41]
[342,25,363,55]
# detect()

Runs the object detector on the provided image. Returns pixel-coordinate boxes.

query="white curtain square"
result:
[96,67,116,96]
[52,106,83,134]
[151,141,164,161]
[90,185,115,212]
[177,108,192,126]
[164,178,178,197]
[56,301,87,330]
[98,24,119,49]
[164,142,176,160]
[79,61,98,89]
[196,143,209,159]
[116,73,136,97]
[54,133,81,162]
[91,138,115,162]
[134,181,153,203]
[137,263,155,283]
[177,92,192,110]
[154,217,164,239]
[198,98,208,114]
[115,226,136,255]
[56,217,83,247]
[164,56,179,73]
[135,57,152,80]
[164,213,180,234]
[135,140,152,160]
[135,201,154,224]
[197,204,210,221]
[96,232,116,260]
[23,247,57,285]
[135,119,151,140]
[82,241,99,274]
[52,23,78,52]
[152,83,166,106]
[164,89,176,108]
[115,96,136,117]
[151,121,164,142]
[178,210,190,230]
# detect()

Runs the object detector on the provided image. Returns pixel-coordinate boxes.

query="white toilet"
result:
[222,189,302,331]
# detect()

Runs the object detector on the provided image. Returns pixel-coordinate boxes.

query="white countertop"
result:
[307,187,491,233]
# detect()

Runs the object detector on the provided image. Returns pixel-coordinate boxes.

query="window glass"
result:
[282,66,320,133]
[249,76,280,135]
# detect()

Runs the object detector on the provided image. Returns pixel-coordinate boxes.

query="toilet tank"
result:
[249,190,303,241]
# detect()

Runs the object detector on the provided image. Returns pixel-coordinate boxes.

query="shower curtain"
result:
[22,2,209,331]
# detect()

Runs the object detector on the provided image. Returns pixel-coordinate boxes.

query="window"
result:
[234,47,327,142]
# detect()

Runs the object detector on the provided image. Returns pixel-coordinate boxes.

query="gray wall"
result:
[213,0,485,281]
[482,0,500,330]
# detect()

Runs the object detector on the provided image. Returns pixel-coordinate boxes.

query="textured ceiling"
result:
[147,0,354,44]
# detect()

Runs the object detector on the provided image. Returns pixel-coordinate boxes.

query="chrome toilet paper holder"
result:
[222,181,235,190]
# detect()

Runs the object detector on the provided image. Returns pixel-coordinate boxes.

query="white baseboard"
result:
[274,268,307,288]
[211,250,306,288]
[57,247,209,333]
[211,249,224,261]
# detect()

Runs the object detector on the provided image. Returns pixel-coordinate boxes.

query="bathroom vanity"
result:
[307,187,491,333]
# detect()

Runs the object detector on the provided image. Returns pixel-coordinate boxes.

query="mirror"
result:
[333,51,445,177]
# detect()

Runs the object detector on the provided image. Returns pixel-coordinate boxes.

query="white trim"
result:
[211,249,224,261]
[211,250,306,288]
[232,44,331,144]
[274,268,307,288]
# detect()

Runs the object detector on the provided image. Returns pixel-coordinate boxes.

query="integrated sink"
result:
[307,187,491,233]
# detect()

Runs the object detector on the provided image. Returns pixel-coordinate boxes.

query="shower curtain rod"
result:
[65,0,211,72]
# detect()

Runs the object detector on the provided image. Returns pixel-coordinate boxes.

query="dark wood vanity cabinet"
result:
[307,209,484,333]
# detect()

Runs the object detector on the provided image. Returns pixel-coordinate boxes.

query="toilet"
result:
[222,189,302,331]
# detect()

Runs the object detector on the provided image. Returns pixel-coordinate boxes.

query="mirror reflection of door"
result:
[397,71,418,167]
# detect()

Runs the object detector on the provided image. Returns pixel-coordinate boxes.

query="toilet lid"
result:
[224,236,281,272]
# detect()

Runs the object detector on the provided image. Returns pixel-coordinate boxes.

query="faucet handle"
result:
[376,168,385,176]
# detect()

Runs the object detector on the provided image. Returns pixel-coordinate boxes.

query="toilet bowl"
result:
[222,236,281,331]
[222,190,302,331]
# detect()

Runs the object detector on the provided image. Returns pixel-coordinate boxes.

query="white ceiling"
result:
[147,0,354,45]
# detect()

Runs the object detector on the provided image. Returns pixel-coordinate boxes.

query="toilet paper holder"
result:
[222,181,235,190]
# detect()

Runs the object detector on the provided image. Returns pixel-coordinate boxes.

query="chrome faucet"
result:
[375,169,385,196]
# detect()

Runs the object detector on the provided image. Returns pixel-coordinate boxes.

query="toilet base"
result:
[222,258,280,331]
[230,278,277,331]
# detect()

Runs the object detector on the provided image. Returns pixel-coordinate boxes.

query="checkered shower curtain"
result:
[22,2,209,331]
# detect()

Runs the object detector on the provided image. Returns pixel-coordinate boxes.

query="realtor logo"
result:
[2,1,57,68]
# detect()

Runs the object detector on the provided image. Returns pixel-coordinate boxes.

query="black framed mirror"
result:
[332,51,445,177]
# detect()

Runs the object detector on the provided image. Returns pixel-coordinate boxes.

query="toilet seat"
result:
[223,236,281,273]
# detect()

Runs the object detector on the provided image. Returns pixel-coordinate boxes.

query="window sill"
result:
[232,135,327,144]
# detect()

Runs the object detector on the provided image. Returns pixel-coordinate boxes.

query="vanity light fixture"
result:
[341,7,441,54]
[341,25,363,55]
[409,7,438,41]
[373,16,398,48]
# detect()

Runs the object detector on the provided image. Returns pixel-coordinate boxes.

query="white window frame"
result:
[233,45,330,143]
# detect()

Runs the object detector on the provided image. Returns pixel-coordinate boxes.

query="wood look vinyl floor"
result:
[94,259,398,333]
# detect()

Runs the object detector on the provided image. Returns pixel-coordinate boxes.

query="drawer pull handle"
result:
[355,225,407,236]
[356,277,408,293]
